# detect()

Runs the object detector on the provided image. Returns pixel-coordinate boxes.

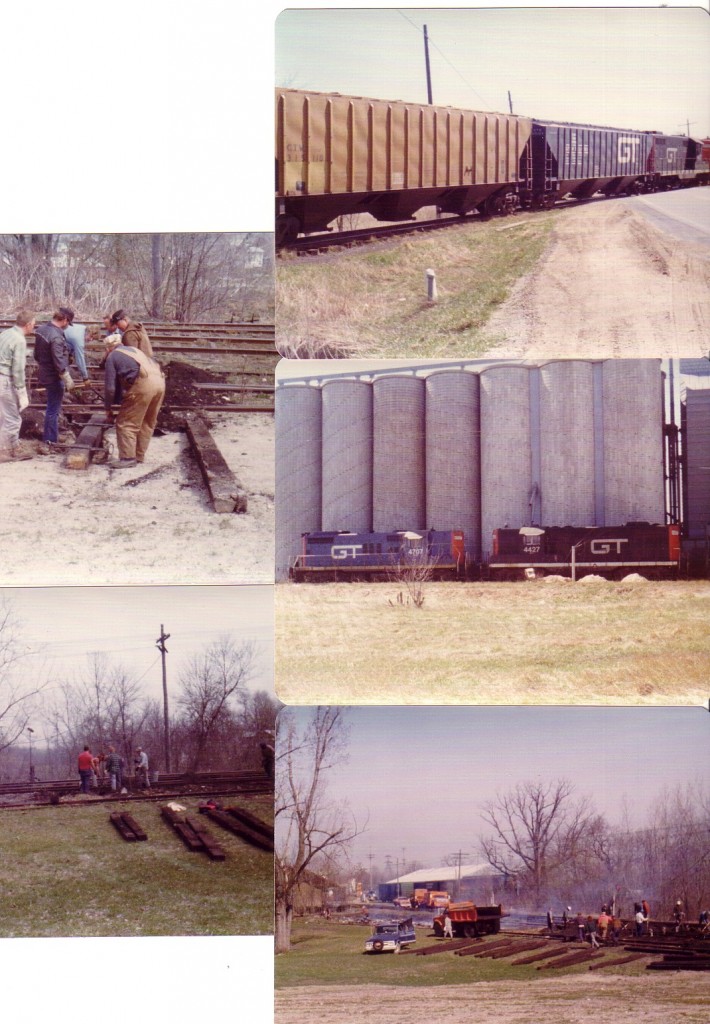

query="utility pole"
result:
[423,24,433,104]
[508,91,513,114]
[155,624,171,771]
[368,851,375,892]
[27,727,35,783]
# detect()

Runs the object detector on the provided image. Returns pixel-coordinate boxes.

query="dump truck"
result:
[433,902,503,938]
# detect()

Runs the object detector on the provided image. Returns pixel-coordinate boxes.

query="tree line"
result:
[0,233,274,324]
[0,602,277,781]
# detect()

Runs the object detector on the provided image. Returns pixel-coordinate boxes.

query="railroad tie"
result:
[110,812,148,842]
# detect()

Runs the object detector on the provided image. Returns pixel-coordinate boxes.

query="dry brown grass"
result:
[275,214,554,358]
[275,579,710,705]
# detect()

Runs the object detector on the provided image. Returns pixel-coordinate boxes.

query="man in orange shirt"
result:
[78,745,94,794]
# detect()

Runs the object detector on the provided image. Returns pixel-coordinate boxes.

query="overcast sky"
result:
[277,8,710,138]
[3,585,274,741]
[283,705,709,872]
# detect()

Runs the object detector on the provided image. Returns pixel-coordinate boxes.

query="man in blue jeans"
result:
[34,307,76,448]
[64,313,90,382]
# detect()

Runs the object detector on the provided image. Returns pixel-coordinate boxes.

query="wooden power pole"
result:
[156,624,171,771]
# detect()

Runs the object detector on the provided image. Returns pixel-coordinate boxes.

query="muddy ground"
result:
[276,976,710,1024]
[483,197,710,358]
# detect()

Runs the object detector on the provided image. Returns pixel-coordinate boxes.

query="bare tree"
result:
[177,637,255,771]
[275,707,362,953]
[0,600,45,756]
[480,778,603,906]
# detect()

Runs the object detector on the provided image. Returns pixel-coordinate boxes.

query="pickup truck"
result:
[364,918,417,954]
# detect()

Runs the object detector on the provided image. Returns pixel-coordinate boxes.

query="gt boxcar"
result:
[291,529,466,580]
[489,523,681,580]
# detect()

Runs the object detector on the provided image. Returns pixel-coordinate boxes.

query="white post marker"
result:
[426,268,438,302]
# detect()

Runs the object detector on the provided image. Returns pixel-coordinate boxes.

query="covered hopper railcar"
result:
[275,88,710,242]
[275,88,532,244]
[489,523,681,580]
[291,529,466,581]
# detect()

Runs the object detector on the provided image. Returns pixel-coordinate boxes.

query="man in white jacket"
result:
[0,310,36,461]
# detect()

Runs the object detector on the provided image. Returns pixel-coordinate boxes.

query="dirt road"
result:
[276,976,710,1024]
[484,195,710,358]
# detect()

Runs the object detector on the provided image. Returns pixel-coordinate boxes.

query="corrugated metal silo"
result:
[601,360,665,525]
[480,364,532,559]
[538,360,596,526]
[321,379,373,532]
[275,383,322,580]
[425,370,481,562]
[372,375,426,532]
[681,377,710,540]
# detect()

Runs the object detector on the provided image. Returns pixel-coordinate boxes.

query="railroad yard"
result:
[276,919,710,1023]
[1,319,276,585]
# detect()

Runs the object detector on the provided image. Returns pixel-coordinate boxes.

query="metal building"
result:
[681,376,710,540]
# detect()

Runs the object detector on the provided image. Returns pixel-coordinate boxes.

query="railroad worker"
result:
[546,908,554,932]
[634,905,645,937]
[77,745,94,794]
[64,313,90,382]
[135,747,150,789]
[0,310,36,462]
[34,306,75,449]
[576,911,586,942]
[586,917,600,949]
[597,909,610,941]
[443,912,454,940]
[103,335,165,469]
[110,309,153,356]
[105,745,123,791]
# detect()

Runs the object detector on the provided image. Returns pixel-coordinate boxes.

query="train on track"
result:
[275,87,710,245]
[290,523,681,581]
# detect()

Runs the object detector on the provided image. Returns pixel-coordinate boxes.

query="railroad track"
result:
[279,194,643,254]
[0,769,273,801]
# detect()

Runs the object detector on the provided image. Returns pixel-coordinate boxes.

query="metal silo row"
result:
[275,360,666,577]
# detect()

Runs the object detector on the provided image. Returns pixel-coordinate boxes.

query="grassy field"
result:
[276,579,710,705]
[276,213,554,358]
[275,919,647,988]
[0,794,273,937]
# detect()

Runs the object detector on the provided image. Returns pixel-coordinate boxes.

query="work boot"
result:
[10,442,33,461]
[0,448,11,463]
[108,458,137,469]
[36,442,51,455]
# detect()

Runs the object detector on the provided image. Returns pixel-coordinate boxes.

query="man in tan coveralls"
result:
[109,309,154,356]
[103,335,165,469]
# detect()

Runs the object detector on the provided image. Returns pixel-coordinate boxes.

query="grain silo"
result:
[275,383,322,580]
[538,360,596,526]
[681,375,710,540]
[480,364,533,559]
[425,369,481,562]
[601,360,665,525]
[321,378,373,532]
[372,375,426,532]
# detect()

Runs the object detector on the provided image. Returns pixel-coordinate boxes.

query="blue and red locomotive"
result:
[291,529,466,581]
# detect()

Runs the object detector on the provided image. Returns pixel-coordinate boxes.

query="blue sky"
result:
[277,8,710,138]
[283,705,709,869]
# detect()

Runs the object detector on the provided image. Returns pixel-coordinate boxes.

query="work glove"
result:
[61,370,75,391]
[16,386,29,411]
